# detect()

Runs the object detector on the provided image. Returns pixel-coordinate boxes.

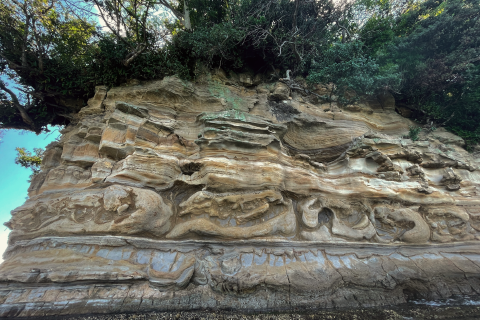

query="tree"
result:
[85,0,172,65]
[14,147,44,179]
[0,0,97,132]
[0,0,186,133]
[1,0,478,147]
[0,0,356,135]
[386,0,480,146]
[307,41,402,101]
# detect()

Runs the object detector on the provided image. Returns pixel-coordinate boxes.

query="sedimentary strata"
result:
[2,73,480,316]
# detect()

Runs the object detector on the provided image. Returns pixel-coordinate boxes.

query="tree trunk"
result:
[184,0,191,30]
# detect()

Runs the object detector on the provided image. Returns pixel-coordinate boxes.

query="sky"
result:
[0,128,61,262]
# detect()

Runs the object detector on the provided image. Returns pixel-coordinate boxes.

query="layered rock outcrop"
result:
[2,75,480,317]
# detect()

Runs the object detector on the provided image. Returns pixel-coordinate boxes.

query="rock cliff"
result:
[2,74,480,317]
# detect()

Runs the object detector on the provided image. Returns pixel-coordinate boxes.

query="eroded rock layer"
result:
[2,75,480,316]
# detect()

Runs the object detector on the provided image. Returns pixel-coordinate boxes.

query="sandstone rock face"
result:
[2,76,480,316]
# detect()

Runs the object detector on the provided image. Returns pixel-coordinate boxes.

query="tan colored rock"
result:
[396,105,413,118]
[78,86,107,116]
[37,165,92,194]
[269,82,290,101]
[41,142,63,169]
[442,167,462,190]
[331,212,376,240]
[2,75,480,314]
[344,104,363,112]
[211,68,229,84]
[91,158,116,182]
[166,199,296,239]
[432,127,465,147]
[298,197,321,228]
[283,114,369,162]
[8,184,173,242]
[239,72,255,87]
[178,190,283,220]
[375,206,430,243]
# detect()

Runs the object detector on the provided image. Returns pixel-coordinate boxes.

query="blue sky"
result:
[0,128,60,261]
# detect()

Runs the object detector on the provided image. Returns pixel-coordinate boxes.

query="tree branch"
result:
[153,0,185,23]
[338,23,351,42]
[0,81,37,132]
[91,0,131,47]
[123,44,146,66]
[0,123,36,131]
[278,41,293,56]
[22,12,31,68]
[183,0,191,30]
[0,52,23,70]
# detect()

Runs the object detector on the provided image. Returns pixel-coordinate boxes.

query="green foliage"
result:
[360,15,396,55]
[181,0,231,27]
[172,22,246,71]
[307,41,402,100]
[356,0,480,147]
[408,126,421,141]
[0,0,350,133]
[0,0,479,149]
[0,0,99,131]
[15,147,44,179]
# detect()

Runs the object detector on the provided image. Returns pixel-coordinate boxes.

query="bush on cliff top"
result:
[0,0,478,147]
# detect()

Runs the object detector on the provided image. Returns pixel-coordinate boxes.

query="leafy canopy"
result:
[0,0,478,147]
[15,147,44,179]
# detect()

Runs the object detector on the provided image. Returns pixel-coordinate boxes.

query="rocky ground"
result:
[12,304,480,320]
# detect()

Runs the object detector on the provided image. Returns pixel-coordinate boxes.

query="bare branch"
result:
[124,44,146,66]
[278,41,293,56]
[152,0,184,22]
[90,0,131,47]
[183,0,191,30]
